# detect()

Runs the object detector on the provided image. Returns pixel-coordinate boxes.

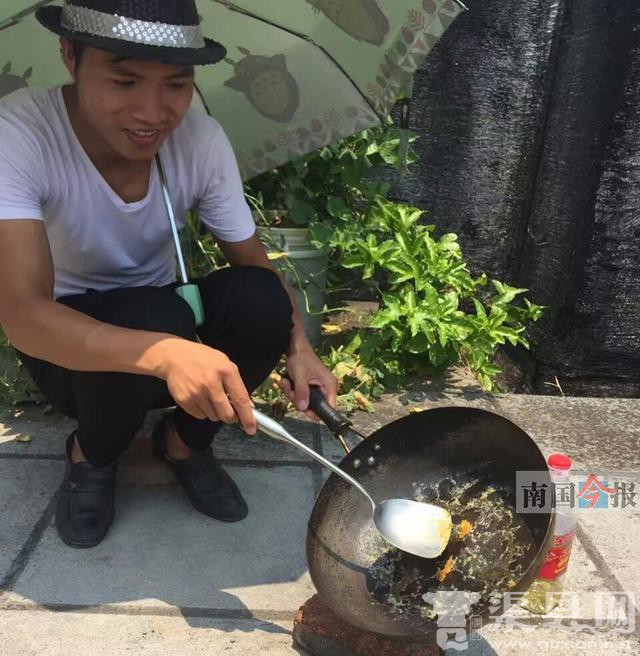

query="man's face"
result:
[61,39,195,163]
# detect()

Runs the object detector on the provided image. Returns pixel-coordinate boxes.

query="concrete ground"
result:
[0,372,638,655]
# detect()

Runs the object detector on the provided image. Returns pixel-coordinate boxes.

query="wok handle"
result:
[282,375,353,434]
[308,386,353,435]
[283,377,363,453]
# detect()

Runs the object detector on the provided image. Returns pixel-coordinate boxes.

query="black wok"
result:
[304,392,554,642]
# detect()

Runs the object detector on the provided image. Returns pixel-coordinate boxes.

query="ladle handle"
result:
[253,409,376,512]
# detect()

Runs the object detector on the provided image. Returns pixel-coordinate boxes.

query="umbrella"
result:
[0,0,467,181]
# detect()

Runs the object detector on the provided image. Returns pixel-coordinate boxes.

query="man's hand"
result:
[281,347,338,420]
[159,338,257,435]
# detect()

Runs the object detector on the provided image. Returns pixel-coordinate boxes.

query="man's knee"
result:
[248,267,293,339]
[223,266,293,348]
[252,267,293,336]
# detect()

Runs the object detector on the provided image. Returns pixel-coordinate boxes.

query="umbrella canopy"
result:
[0,0,466,179]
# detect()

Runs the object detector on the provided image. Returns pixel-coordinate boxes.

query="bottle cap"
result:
[548,453,573,472]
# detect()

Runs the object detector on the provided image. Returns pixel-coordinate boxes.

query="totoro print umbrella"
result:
[0,0,467,181]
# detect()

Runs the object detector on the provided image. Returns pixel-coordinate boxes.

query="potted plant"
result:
[249,202,329,348]
[244,119,415,346]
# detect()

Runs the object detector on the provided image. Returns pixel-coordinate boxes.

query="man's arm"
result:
[0,219,177,377]
[218,233,338,411]
[0,219,257,432]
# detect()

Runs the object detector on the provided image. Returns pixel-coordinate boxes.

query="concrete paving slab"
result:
[0,405,320,464]
[0,610,304,656]
[345,394,640,470]
[453,623,638,655]
[574,504,640,599]
[213,417,319,462]
[0,408,73,457]
[491,397,640,471]
[0,460,61,582]
[4,466,317,613]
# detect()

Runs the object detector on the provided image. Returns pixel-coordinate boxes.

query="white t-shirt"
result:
[0,86,255,299]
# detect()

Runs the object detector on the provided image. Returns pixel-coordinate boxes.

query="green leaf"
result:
[493,326,520,341]
[289,198,316,225]
[390,272,415,285]
[406,332,430,354]
[381,292,400,310]
[408,314,420,337]
[419,282,437,306]
[473,299,487,321]
[404,288,418,311]
[403,207,424,229]
[439,233,460,252]
[327,196,351,220]
[428,342,447,367]
[342,254,365,269]
[374,240,398,261]
[442,291,459,314]
[491,280,529,305]
[488,305,508,328]
[363,261,375,279]
[437,325,449,348]
[395,231,413,256]
[346,333,363,354]
[370,311,393,329]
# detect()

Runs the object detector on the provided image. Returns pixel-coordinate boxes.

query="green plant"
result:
[251,344,384,416]
[245,120,419,228]
[311,197,545,393]
[244,117,544,403]
[320,336,384,412]
[0,327,40,415]
[252,370,293,418]
[180,210,227,277]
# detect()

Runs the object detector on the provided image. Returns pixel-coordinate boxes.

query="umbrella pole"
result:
[155,154,205,327]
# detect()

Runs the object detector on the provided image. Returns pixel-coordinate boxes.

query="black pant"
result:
[14,266,293,467]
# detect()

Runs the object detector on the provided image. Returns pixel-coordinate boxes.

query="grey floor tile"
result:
[0,408,74,457]
[4,466,317,613]
[574,504,640,598]
[0,610,303,656]
[1,406,319,465]
[214,417,318,462]
[451,624,638,655]
[0,460,62,582]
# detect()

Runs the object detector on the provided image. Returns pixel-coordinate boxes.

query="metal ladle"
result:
[253,409,453,559]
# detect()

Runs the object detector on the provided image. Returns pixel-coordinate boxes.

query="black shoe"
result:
[54,430,117,548]
[151,411,248,522]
